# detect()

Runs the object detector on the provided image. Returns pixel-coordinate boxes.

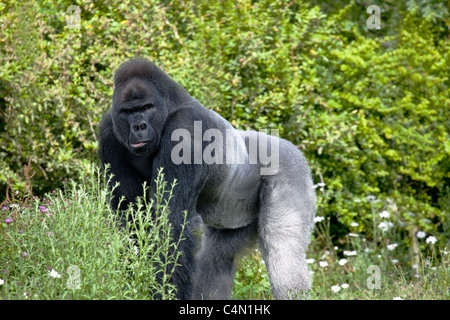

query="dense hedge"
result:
[1,0,448,245]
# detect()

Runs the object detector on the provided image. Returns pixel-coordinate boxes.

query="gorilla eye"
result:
[141,104,153,111]
[121,109,134,114]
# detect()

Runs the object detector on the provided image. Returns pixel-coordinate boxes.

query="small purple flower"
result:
[5,219,12,224]
[2,206,7,210]
[45,231,53,237]
[47,212,53,217]
[39,206,47,212]
[18,230,23,234]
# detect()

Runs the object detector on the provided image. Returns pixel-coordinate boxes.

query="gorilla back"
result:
[99,58,316,299]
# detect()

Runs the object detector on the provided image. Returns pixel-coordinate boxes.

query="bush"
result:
[288,3,449,247]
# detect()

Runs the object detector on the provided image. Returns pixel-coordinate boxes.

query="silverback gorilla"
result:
[99,58,316,299]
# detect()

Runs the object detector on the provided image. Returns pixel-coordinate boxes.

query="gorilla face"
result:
[111,77,168,155]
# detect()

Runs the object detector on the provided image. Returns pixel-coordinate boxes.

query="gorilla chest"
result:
[196,166,261,229]
[129,154,153,180]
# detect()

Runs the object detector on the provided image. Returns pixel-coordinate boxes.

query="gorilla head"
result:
[110,59,188,155]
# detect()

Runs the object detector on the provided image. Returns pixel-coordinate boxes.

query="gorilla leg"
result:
[258,173,315,299]
[192,222,258,299]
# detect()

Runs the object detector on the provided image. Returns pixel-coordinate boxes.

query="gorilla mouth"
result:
[130,141,148,149]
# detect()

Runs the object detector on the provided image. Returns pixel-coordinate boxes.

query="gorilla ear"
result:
[114,58,189,108]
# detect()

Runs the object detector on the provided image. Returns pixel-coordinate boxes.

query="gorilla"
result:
[99,58,316,300]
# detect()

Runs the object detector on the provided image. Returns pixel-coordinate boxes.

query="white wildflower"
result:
[319,261,328,268]
[331,285,341,293]
[393,297,403,300]
[306,259,315,264]
[379,210,390,219]
[317,182,325,187]
[425,236,437,245]
[377,221,394,231]
[416,231,426,239]
[343,250,357,256]
[314,216,325,223]
[313,182,325,190]
[338,259,347,266]
[341,283,349,289]
[49,269,61,278]
[387,243,398,251]
[350,222,359,227]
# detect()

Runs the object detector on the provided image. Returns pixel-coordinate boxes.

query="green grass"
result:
[0,168,185,300]
[1,169,448,300]
[233,243,449,300]
[233,216,449,300]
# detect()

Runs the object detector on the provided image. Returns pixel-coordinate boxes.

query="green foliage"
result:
[233,249,272,299]
[305,222,450,300]
[0,0,448,258]
[291,3,449,246]
[0,167,186,299]
[234,200,449,300]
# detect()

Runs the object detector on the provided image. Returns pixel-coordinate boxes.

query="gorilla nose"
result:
[133,122,147,131]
